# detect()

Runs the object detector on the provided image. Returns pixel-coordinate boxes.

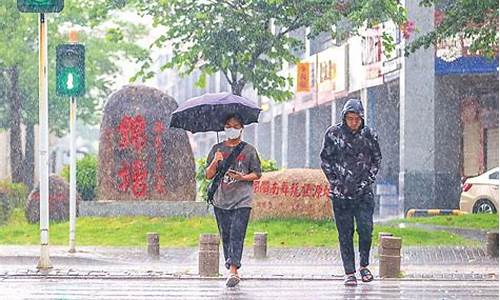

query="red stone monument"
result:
[97,85,196,201]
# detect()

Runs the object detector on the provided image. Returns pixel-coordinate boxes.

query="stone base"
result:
[79,201,213,218]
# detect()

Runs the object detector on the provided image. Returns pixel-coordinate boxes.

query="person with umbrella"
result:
[205,113,261,287]
[170,92,262,287]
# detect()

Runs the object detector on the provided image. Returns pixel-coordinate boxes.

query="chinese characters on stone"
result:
[116,115,166,198]
[253,180,329,198]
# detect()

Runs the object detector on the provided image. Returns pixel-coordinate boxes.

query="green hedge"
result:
[61,154,98,201]
[0,192,9,225]
[261,159,278,173]
[0,181,29,208]
[0,181,29,225]
[195,158,210,202]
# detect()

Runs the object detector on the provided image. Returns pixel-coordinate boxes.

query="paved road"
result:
[0,278,498,300]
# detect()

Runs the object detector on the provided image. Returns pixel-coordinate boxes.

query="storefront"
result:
[460,89,499,177]
[436,38,499,177]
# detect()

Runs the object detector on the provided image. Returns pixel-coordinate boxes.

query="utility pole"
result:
[56,31,85,253]
[37,12,52,270]
[68,31,78,253]
[17,0,65,271]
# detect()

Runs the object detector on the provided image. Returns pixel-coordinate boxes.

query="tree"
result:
[407,0,498,57]
[0,1,147,188]
[132,0,408,102]
[132,0,497,104]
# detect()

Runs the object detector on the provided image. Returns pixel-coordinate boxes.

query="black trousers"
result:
[214,207,251,270]
[332,191,375,275]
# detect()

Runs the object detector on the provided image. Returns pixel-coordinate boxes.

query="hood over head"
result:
[341,98,365,128]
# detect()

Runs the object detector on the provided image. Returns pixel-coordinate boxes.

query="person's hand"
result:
[227,169,244,181]
[332,184,350,199]
[354,181,369,197]
[212,151,223,164]
[344,174,357,189]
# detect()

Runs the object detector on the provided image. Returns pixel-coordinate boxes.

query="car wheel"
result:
[472,199,497,214]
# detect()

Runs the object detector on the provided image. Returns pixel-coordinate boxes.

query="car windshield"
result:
[489,171,499,180]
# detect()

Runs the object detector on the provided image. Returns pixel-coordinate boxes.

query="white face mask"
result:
[224,127,242,140]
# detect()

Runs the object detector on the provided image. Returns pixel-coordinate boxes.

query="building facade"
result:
[155,6,498,215]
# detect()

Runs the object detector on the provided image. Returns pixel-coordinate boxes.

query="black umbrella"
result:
[169,92,261,137]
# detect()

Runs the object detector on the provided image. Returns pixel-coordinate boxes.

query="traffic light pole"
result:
[69,95,77,253]
[37,13,52,270]
[67,30,79,253]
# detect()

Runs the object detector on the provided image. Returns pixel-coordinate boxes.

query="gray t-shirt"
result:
[206,142,262,209]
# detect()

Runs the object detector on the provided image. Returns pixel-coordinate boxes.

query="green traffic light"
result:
[67,73,74,90]
[57,68,83,93]
[56,44,85,97]
[17,0,64,13]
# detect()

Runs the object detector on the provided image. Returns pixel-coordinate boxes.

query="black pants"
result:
[214,207,251,270]
[332,191,375,275]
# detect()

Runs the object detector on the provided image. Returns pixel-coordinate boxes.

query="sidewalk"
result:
[0,245,497,281]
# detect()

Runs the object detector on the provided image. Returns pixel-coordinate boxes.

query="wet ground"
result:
[0,244,497,299]
[0,245,497,281]
[0,277,498,299]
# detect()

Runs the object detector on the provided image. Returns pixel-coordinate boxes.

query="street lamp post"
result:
[17,0,65,271]
[37,12,52,270]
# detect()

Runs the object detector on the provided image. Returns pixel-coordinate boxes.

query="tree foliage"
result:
[132,0,408,102]
[407,0,498,57]
[132,0,498,104]
[0,0,147,134]
[0,1,147,186]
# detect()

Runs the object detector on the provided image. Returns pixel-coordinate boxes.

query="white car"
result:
[460,168,499,213]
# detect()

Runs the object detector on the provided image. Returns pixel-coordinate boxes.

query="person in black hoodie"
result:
[320,99,382,286]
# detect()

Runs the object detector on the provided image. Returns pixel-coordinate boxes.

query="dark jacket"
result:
[320,99,382,200]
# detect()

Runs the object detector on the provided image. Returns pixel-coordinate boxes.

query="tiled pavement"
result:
[0,245,497,280]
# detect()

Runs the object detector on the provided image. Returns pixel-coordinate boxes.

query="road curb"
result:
[406,209,467,218]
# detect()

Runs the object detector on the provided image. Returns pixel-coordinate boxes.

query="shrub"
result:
[195,158,210,201]
[0,191,10,225]
[261,159,278,172]
[25,175,79,224]
[0,181,29,209]
[61,154,98,201]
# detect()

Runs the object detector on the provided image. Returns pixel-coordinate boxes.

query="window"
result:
[489,172,499,180]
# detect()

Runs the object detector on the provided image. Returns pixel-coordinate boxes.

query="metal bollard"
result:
[379,236,402,278]
[486,231,499,258]
[147,232,160,259]
[254,232,268,259]
[199,234,220,277]
[378,232,393,256]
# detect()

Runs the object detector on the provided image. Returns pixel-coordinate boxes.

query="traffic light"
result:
[17,0,64,13]
[56,44,85,97]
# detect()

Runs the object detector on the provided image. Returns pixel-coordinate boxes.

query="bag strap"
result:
[206,141,247,204]
[217,141,247,175]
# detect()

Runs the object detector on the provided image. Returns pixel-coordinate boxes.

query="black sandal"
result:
[360,268,374,282]
[344,274,357,286]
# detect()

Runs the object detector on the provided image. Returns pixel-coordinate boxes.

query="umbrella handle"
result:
[217,131,219,143]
